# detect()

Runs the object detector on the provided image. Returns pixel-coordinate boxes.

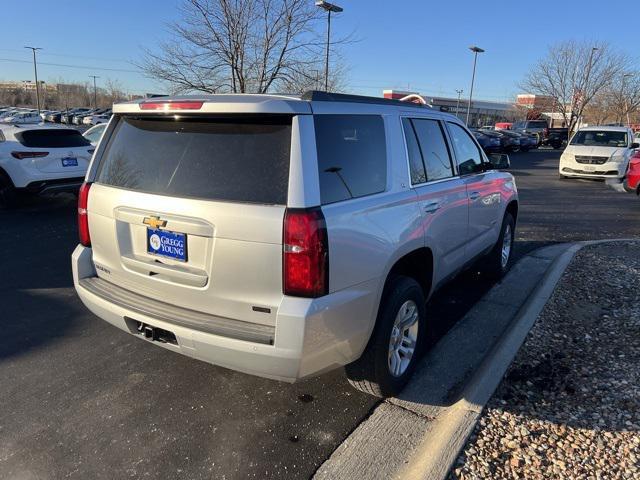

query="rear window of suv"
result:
[95,116,292,205]
[16,129,91,148]
[314,114,387,204]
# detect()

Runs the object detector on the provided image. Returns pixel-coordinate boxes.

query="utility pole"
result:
[466,46,484,126]
[89,75,100,108]
[24,46,42,114]
[455,89,463,119]
[316,1,343,92]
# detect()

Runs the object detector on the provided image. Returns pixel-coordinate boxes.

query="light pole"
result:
[622,73,633,127]
[315,1,342,92]
[455,89,463,119]
[466,46,484,126]
[24,46,42,114]
[89,75,100,108]
[576,47,598,130]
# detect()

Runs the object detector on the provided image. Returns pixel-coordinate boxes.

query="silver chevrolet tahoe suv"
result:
[72,92,518,397]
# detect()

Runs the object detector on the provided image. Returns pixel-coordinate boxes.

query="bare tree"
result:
[139,0,346,94]
[521,41,628,133]
[605,72,640,124]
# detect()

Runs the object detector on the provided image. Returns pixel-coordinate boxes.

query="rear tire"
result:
[481,213,515,280]
[0,173,18,208]
[345,276,427,398]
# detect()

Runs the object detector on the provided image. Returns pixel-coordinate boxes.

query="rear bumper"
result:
[24,177,84,194]
[72,245,378,382]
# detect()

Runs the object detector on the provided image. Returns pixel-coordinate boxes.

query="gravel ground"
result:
[450,241,640,479]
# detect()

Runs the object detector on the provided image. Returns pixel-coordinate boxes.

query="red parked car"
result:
[624,150,640,194]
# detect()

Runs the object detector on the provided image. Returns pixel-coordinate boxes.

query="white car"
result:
[0,125,94,205]
[1,111,42,125]
[82,123,107,145]
[71,92,518,397]
[559,126,639,179]
[86,112,112,125]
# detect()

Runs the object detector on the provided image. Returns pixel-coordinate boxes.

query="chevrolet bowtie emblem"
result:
[143,216,167,229]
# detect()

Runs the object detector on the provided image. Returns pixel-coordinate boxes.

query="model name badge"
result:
[95,263,111,275]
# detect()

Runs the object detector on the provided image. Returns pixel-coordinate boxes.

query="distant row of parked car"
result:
[468,119,570,155]
[48,108,112,126]
[0,106,111,126]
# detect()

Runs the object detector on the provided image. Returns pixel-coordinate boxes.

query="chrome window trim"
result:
[399,114,461,188]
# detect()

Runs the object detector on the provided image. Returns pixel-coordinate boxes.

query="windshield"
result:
[570,130,628,147]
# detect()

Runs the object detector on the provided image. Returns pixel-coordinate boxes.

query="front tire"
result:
[345,276,427,398]
[481,212,515,280]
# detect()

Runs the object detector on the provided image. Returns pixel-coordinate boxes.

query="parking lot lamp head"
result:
[466,46,485,126]
[316,1,343,92]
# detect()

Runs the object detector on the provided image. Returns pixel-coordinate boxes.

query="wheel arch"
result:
[383,247,434,302]
[0,166,15,187]
[506,199,518,223]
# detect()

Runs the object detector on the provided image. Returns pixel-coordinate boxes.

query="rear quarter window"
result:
[95,116,292,205]
[314,114,387,204]
[15,129,91,148]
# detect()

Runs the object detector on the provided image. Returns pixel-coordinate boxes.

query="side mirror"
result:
[631,142,639,149]
[488,153,510,169]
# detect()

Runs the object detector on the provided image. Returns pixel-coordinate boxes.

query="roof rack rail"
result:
[301,90,431,109]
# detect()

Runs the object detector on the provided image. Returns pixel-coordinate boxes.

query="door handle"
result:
[423,202,441,214]
[469,191,481,201]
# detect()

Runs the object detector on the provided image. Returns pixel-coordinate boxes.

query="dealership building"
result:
[383,90,518,126]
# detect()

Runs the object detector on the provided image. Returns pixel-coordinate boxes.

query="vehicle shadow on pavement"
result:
[390,242,566,417]
[0,287,84,360]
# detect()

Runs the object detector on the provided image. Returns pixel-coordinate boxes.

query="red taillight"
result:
[139,101,204,111]
[283,208,329,298]
[78,182,92,247]
[11,151,49,159]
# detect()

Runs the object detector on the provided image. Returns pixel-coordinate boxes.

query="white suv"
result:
[0,125,94,205]
[559,126,639,179]
[72,92,518,397]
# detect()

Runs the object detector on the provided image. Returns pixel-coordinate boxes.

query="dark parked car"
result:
[480,129,519,152]
[545,128,569,149]
[61,108,91,124]
[519,133,539,151]
[472,129,502,153]
[498,130,526,152]
[512,119,549,144]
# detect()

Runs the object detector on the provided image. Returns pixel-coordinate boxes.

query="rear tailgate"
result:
[87,114,294,328]
[15,128,93,174]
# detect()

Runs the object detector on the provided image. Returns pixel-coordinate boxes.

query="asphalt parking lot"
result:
[1,148,639,480]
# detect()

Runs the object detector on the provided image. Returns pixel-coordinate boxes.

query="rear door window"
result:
[411,119,454,181]
[95,116,292,205]
[15,129,91,148]
[314,115,387,204]
[401,118,426,184]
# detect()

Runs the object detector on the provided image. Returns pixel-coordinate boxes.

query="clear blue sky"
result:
[1,0,637,102]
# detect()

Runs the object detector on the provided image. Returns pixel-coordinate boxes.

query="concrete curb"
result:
[397,239,638,480]
[314,239,638,480]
